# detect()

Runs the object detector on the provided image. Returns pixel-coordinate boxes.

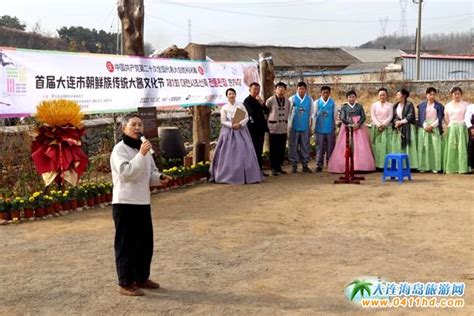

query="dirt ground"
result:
[0,168,472,315]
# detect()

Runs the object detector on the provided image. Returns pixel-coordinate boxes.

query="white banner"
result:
[0,47,260,118]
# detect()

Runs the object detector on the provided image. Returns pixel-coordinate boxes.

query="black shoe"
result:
[271,169,278,176]
[278,169,287,174]
[302,165,312,173]
[315,167,323,172]
[291,165,297,173]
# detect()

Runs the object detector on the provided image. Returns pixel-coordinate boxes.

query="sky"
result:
[3,0,473,51]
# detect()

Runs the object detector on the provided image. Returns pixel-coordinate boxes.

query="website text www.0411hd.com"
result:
[361,297,465,308]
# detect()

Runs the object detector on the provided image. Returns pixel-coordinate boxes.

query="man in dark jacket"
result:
[243,82,269,176]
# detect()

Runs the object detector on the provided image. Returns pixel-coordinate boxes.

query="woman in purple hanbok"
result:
[209,88,263,184]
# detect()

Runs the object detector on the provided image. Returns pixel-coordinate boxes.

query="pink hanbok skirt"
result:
[328,116,375,173]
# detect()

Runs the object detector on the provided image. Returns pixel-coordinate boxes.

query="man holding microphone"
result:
[110,114,170,296]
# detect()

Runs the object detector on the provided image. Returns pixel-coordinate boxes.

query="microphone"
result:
[139,133,155,154]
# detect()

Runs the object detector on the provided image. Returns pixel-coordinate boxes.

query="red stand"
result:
[334,125,365,184]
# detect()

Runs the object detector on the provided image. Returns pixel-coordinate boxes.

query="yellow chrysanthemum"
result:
[29,197,35,202]
[35,99,84,127]
[32,192,40,198]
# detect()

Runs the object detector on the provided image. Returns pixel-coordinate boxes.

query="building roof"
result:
[343,48,405,63]
[402,53,474,60]
[186,43,360,68]
[343,62,392,72]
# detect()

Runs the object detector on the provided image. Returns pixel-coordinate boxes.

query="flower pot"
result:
[10,210,21,219]
[0,211,11,221]
[61,201,71,211]
[77,199,85,208]
[87,197,95,207]
[53,202,62,212]
[95,195,101,205]
[105,193,112,202]
[23,208,34,219]
[46,205,54,215]
[70,199,78,210]
[34,207,45,218]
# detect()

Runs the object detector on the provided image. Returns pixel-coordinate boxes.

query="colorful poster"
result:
[0,47,259,118]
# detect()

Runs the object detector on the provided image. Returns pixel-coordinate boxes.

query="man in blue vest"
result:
[288,81,314,173]
[314,85,337,172]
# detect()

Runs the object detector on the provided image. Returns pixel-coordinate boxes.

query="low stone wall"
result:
[332,79,474,96]
[298,79,474,98]
[155,111,221,143]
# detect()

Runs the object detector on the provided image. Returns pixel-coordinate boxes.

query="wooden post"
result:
[117,0,145,56]
[259,52,275,154]
[185,44,211,164]
[258,52,275,101]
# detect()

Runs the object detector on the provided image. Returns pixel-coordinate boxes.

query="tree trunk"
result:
[259,52,275,101]
[117,0,144,56]
[259,52,275,154]
[185,44,211,164]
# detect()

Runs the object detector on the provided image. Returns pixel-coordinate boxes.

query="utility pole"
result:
[116,15,121,54]
[188,19,192,44]
[399,0,408,36]
[413,0,423,80]
[379,17,388,38]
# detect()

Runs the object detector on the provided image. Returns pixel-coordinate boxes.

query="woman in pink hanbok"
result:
[328,90,375,173]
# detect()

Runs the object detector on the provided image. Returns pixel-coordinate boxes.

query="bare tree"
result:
[117,0,144,56]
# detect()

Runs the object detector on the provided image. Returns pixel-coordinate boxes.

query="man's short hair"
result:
[426,87,437,94]
[275,81,287,89]
[249,82,260,88]
[297,81,307,89]
[320,85,331,93]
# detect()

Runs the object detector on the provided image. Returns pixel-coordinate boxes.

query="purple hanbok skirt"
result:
[209,125,263,184]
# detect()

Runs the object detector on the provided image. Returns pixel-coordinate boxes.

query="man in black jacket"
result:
[243,82,269,176]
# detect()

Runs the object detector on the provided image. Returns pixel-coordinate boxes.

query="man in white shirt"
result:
[110,114,170,296]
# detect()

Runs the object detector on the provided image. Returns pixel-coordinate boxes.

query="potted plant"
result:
[76,186,87,209]
[43,194,55,215]
[49,190,62,213]
[22,196,35,219]
[30,192,45,218]
[9,196,24,220]
[104,182,113,203]
[59,190,71,211]
[0,198,11,221]
[68,186,78,210]
[97,183,107,204]
[84,184,97,207]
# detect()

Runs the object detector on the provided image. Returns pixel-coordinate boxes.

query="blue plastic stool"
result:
[382,153,412,183]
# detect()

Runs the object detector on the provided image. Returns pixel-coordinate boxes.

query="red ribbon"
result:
[31,125,89,185]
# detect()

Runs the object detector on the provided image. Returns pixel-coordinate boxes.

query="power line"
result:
[161,0,325,8]
[160,2,474,24]
[146,14,229,41]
